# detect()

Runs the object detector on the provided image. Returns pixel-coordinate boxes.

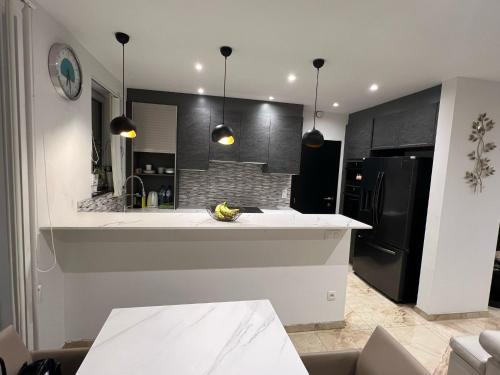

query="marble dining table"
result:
[76,300,309,375]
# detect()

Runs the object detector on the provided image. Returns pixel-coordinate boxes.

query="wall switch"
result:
[327,290,336,301]
[282,189,288,199]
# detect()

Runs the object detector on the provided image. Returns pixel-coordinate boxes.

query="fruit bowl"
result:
[207,203,241,222]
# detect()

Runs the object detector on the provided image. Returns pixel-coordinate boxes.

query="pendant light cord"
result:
[222,56,227,125]
[122,42,125,115]
[313,67,319,129]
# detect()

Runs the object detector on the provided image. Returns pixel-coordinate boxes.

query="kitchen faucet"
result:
[122,175,146,210]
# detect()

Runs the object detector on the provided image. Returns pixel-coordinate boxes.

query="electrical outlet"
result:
[282,189,288,199]
[327,290,336,301]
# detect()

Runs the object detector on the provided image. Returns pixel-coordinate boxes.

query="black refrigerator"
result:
[353,156,432,302]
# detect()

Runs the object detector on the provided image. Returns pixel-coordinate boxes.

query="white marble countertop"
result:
[76,300,308,375]
[40,211,370,230]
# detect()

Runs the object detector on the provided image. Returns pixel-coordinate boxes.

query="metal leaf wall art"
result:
[464,113,496,193]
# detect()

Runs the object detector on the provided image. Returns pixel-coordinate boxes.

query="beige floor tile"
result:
[428,319,484,342]
[317,328,373,351]
[288,331,326,354]
[344,310,378,330]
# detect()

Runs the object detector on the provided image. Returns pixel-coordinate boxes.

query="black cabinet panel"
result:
[398,103,438,147]
[345,117,373,160]
[209,110,241,162]
[177,107,210,170]
[239,113,270,163]
[372,113,399,149]
[127,89,304,171]
[265,115,303,174]
[373,103,438,149]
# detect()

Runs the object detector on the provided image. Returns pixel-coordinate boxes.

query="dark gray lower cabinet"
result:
[209,110,241,162]
[264,115,303,174]
[239,113,270,163]
[177,107,210,170]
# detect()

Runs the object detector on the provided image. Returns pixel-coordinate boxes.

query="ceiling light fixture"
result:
[288,74,297,83]
[195,62,203,71]
[333,102,339,107]
[369,83,379,92]
[110,32,137,138]
[197,88,205,94]
[302,58,325,149]
[269,96,274,101]
[211,46,235,146]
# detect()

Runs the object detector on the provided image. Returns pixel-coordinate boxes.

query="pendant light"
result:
[302,58,325,148]
[211,46,235,145]
[110,32,137,138]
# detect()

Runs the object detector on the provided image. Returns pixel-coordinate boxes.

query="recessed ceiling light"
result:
[195,62,203,71]
[197,88,204,94]
[269,96,275,101]
[369,83,379,92]
[288,74,297,83]
[333,102,339,107]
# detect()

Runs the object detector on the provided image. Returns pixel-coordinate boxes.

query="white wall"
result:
[417,77,500,315]
[0,0,13,330]
[30,2,120,348]
[302,107,348,212]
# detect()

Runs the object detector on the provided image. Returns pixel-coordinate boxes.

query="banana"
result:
[214,203,226,220]
[220,202,240,218]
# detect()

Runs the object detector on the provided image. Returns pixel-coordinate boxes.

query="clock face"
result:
[48,43,83,100]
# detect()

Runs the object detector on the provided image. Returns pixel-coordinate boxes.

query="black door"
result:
[359,157,418,251]
[291,141,342,214]
[375,157,417,251]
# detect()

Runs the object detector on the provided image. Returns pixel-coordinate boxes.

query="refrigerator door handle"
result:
[376,172,385,225]
[371,242,396,256]
[372,172,381,225]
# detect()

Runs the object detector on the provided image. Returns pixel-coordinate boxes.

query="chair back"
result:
[356,326,429,375]
[0,326,31,375]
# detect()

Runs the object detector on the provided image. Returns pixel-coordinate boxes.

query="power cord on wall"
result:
[35,130,57,273]
[28,6,56,273]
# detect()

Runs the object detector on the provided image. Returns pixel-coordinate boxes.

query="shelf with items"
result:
[137,173,175,177]
[131,151,176,209]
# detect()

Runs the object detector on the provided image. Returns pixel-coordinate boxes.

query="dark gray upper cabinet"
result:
[344,116,373,160]
[398,103,438,147]
[239,113,270,163]
[264,115,303,174]
[372,103,438,149]
[209,110,241,162]
[372,113,400,149]
[177,107,210,170]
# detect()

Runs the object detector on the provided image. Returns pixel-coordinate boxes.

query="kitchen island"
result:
[37,210,369,348]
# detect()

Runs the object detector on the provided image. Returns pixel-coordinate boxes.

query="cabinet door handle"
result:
[323,197,334,201]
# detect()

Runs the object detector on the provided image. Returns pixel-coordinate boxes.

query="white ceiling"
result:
[40,0,500,113]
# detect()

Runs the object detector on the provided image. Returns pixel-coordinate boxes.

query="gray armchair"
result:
[0,325,88,375]
[448,330,500,375]
[301,326,429,375]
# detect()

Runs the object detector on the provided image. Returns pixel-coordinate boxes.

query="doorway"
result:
[290,140,342,214]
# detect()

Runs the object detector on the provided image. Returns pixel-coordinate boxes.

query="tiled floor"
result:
[289,271,500,374]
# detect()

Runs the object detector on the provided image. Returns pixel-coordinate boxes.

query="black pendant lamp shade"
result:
[110,32,137,138]
[211,46,235,145]
[302,58,325,148]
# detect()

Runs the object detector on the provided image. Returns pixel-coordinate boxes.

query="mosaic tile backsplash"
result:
[78,193,125,212]
[178,161,292,208]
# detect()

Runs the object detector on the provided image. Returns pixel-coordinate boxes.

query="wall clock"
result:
[48,43,83,100]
